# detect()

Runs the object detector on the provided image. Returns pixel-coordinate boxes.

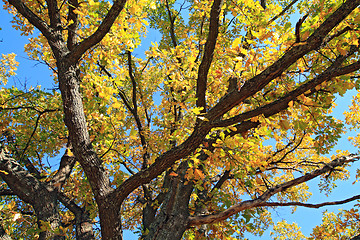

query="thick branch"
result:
[67,0,127,64]
[188,154,359,226]
[0,149,45,204]
[7,0,51,39]
[113,0,360,207]
[50,148,76,190]
[212,45,360,127]
[45,0,62,29]
[196,0,223,111]
[67,0,79,50]
[206,0,360,122]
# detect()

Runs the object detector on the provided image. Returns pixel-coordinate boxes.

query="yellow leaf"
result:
[191,107,203,115]
[129,6,137,14]
[112,101,121,109]
[128,18,137,24]
[288,100,294,108]
[232,38,242,49]
[107,106,112,115]
[251,116,259,122]
[65,148,74,157]
[73,9,84,16]
[229,126,237,131]
[238,47,247,56]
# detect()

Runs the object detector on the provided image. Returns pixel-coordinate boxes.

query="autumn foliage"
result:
[2,0,360,239]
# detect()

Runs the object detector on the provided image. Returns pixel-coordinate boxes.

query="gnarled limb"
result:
[50,148,76,191]
[0,149,64,240]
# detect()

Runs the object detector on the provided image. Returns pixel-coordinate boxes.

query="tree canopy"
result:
[2,0,360,239]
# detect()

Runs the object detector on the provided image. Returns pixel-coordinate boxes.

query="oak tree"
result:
[2,0,360,239]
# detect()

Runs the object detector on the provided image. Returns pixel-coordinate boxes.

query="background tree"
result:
[1,0,360,239]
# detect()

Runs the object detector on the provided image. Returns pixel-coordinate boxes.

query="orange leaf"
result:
[194,169,204,180]
[169,172,178,177]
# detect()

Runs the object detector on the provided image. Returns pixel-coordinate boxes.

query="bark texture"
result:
[142,163,193,240]
[2,0,360,239]
[0,224,12,240]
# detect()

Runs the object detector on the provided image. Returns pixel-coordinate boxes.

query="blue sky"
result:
[1,3,360,239]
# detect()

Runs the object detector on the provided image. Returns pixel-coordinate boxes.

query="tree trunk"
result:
[33,192,64,240]
[142,164,193,240]
[75,210,95,240]
[57,60,122,239]
[97,196,123,240]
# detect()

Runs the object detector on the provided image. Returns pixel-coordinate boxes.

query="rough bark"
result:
[141,163,193,240]
[3,0,360,239]
[196,0,223,111]
[0,149,64,240]
[57,60,122,239]
[57,193,95,240]
[0,224,12,240]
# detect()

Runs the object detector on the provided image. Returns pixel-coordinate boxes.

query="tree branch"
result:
[269,0,299,23]
[295,14,309,43]
[165,0,178,48]
[113,0,360,207]
[188,154,360,226]
[67,0,128,64]
[7,0,52,39]
[260,194,360,209]
[67,0,79,51]
[212,44,360,127]
[45,0,62,29]
[206,0,360,122]
[0,148,45,204]
[204,170,231,202]
[127,51,149,169]
[196,0,223,112]
[57,192,95,239]
[50,148,76,191]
